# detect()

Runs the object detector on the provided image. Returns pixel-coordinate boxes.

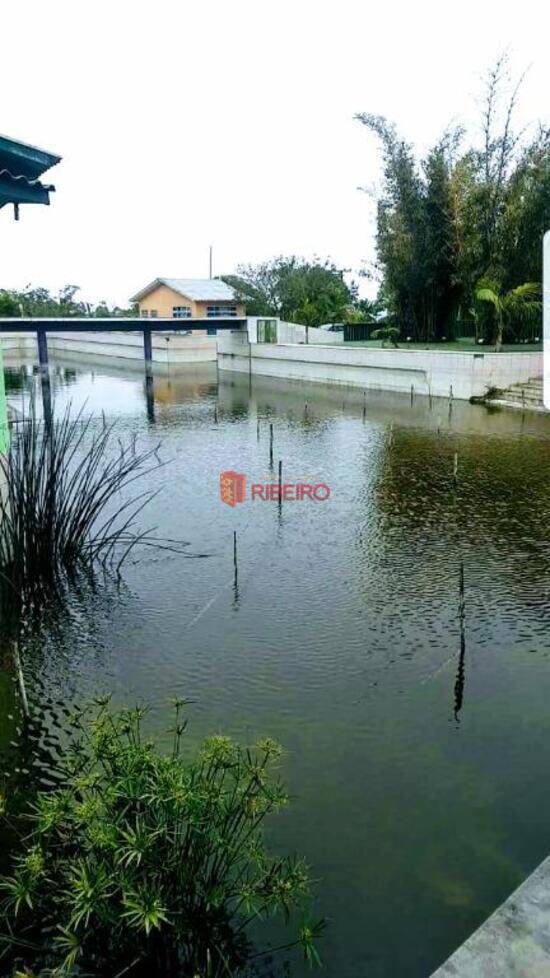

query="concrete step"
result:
[508,383,543,394]
[509,386,543,395]
[486,376,545,412]
[498,391,542,402]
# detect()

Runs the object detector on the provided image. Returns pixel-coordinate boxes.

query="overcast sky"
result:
[2,0,549,307]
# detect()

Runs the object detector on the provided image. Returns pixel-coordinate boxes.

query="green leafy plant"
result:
[371,326,400,348]
[356,54,549,343]
[474,280,542,350]
[0,699,323,977]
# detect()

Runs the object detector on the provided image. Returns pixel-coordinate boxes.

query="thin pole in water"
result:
[278,459,283,512]
[453,451,458,484]
[410,384,414,406]
[13,641,29,720]
[257,417,260,440]
[214,405,218,424]
[269,423,274,467]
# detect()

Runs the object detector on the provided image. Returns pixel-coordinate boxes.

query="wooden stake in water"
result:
[257,417,260,441]
[278,459,283,510]
[13,640,29,720]
[454,561,466,720]
[410,384,414,406]
[449,384,454,401]
[214,405,218,424]
[233,530,238,596]
[389,422,394,447]
[363,390,366,420]
[453,451,458,484]
[269,423,274,467]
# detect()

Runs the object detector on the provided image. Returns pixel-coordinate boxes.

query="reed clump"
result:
[0,402,162,603]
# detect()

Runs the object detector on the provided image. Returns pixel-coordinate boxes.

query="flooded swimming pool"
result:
[3,356,550,977]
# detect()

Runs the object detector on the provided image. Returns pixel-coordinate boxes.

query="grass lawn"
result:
[340,339,542,353]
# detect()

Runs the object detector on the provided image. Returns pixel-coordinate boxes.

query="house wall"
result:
[138,284,245,319]
[245,318,342,344]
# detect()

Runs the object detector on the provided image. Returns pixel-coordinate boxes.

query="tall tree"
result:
[222,257,358,327]
[357,55,549,342]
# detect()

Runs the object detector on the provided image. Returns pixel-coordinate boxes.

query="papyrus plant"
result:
[0,699,323,977]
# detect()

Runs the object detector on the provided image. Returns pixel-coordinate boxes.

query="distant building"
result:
[130,278,245,320]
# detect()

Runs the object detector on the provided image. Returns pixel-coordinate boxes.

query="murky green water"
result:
[3,356,550,977]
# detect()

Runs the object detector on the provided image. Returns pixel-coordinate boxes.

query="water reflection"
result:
[454,562,466,722]
[2,356,550,978]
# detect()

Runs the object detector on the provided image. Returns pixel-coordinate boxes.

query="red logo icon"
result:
[220,471,247,507]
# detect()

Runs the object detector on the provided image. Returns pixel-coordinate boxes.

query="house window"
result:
[149,309,158,318]
[173,306,192,319]
[141,309,149,318]
[206,304,237,318]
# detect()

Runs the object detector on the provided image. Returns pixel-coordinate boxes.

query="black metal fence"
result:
[343,322,378,342]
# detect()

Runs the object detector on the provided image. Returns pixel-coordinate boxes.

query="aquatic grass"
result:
[0,401,165,601]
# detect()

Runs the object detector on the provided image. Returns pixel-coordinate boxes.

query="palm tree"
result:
[474,280,542,351]
[371,325,400,348]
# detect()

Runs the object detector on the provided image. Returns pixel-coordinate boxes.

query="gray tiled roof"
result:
[131,278,238,303]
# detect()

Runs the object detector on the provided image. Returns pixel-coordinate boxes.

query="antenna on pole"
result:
[209,245,213,279]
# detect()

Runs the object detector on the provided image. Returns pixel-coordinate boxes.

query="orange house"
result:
[130,278,245,321]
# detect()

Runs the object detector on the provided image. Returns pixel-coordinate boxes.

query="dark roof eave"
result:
[0,170,55,208]
[0,134,61,180]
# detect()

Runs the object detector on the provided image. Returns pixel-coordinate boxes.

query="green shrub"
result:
[371,326,400,348]
[0,699,323,977]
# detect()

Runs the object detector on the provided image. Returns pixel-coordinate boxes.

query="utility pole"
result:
[209,245,213,279]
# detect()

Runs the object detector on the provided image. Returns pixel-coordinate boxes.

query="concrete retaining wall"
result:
[1,331,217,364]
[217,333,542,400]
[430,855,550,977]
